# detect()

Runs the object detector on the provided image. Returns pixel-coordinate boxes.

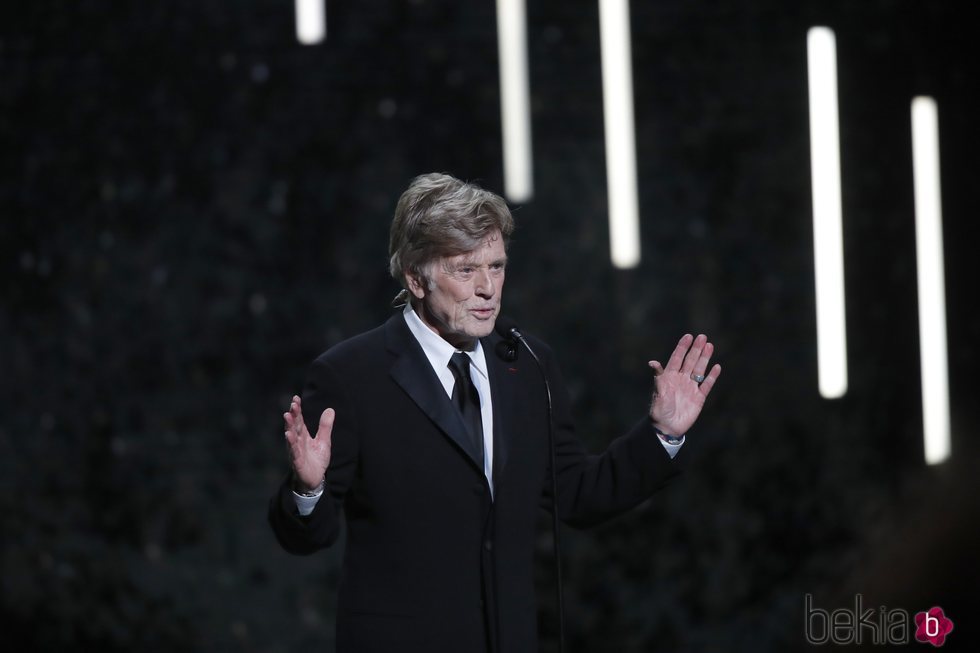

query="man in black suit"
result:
[268,173,721,652]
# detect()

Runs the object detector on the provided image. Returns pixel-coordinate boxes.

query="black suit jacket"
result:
[269,313,685,652]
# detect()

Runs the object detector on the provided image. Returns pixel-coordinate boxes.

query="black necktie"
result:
[448,352,485,466]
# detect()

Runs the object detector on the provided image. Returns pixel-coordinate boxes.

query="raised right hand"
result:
[283,395,334,492]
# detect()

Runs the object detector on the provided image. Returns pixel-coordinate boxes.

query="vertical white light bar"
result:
[296,0,326,45]
[911,96,951,465]
[599,0,640,269]
[496,0,533,203]
[806,26,848,398]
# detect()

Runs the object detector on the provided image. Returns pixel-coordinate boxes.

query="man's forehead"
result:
[448,235,507,263]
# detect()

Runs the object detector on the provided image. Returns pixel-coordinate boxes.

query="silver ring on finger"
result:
[692,373,706,383]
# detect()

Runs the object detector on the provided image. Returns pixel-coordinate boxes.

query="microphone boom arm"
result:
[497,321,565,653]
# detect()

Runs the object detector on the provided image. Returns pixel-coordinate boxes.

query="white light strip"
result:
[496,0,533,203]
[911,96,951,465]
[599,0,640,269]
[296,0,326,45]
[806,27,848,399]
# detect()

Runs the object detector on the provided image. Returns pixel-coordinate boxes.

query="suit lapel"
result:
[385,314,485,470]
[482,332,520,483]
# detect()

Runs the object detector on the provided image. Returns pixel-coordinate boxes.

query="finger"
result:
[290,398,307,430]
[647,360,664,376]
[286,406,299,437]
[690,341,714,379]
[284,411,305,444]
[698,363,722,397]
[680,334,707,375]
[664,334,693,372]
[315,408,336,441]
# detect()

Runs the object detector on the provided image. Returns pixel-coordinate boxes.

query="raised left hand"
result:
[647,333,721,437]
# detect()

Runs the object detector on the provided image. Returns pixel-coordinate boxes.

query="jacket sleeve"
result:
[268,355,360,554]
[539,343,685,529]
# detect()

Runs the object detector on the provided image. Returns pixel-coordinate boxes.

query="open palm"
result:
[283,395,334,491]
[648,334,721,436]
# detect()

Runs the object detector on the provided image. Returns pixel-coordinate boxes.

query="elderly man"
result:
[268,173,720,653]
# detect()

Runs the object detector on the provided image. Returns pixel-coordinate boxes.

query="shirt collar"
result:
[402,304,488,380]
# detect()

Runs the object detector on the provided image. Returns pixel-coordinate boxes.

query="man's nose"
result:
[474,268,494,297]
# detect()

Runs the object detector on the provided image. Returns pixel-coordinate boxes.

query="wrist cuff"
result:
[292,475,325,497]
[653,425,684,445]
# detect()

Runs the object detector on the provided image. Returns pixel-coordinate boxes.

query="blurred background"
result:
[2,1,977,651]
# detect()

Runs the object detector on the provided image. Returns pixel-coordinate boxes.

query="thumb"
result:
[315,407,336,440]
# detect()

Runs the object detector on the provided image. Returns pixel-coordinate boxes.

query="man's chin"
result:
[469,318,496,340]
[475,321,496,338]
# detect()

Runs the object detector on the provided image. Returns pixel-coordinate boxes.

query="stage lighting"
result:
[911,96,951,465]
[296,0,326,45]
[807,26,848,399]
[496,0,534,203]
[599,0,640,269]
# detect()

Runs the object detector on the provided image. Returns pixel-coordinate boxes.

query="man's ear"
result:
[406,272,426,300]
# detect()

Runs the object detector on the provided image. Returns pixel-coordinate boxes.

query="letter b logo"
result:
[915,606,953,647]
[805,594,830,645]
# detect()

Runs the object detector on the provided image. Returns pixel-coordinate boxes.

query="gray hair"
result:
[389,173,514,304]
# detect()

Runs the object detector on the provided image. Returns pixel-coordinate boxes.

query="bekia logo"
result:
[915,607,954,647]
[805,594,954,647]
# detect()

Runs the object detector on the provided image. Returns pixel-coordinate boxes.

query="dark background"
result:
[2,1,977,651]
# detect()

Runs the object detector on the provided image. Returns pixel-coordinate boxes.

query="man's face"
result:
[408,232,507,349]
